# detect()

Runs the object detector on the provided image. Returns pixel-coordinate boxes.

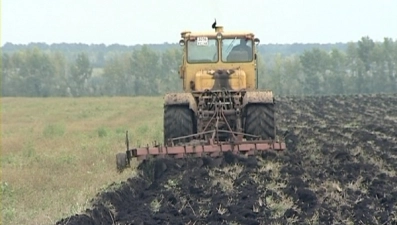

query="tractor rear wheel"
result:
[164,105,195,144]
[244,103,275,140]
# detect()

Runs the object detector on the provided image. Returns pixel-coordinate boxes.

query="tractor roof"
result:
[181,26,255,39]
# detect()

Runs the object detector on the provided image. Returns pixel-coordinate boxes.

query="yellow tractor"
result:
[116,21,285,170]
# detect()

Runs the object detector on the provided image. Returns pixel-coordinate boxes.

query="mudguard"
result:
[164,92,198,113]
[242,90,274,107]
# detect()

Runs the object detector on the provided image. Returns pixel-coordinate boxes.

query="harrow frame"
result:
[117,128,286,171]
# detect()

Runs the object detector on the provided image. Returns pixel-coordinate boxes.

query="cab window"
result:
[187,37,218,63]
[222,38,253,62]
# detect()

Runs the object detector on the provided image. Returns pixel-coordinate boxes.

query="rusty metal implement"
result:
[117,128,286,172]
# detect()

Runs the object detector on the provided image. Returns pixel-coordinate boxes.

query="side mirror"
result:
[254,38,260,45]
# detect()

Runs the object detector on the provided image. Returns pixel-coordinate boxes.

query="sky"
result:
[2,0,397,46]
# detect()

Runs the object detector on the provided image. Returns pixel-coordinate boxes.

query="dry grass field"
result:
[1,97,164,225]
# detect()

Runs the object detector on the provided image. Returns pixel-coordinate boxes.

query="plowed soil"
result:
[56,94,397,225]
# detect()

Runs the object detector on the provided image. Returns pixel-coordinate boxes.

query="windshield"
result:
[222,38,253,62]
[187,37,218,63]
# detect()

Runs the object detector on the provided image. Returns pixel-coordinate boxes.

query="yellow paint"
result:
[194,69,247,91]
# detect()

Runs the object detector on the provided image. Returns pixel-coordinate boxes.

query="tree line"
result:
[1,36,396,97]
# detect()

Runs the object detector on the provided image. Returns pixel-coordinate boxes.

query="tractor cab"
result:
[178,25,261,92]
[179,26,260,65]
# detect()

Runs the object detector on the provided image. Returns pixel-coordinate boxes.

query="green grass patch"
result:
[43,122,66,137]
[97,126,110,138]
[1,182,17,224]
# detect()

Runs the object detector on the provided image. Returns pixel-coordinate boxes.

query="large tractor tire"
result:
[164,105,195,144]
[244,103,276,140]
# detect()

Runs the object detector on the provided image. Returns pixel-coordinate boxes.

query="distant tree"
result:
[269,54,284,95]
[69,52,93,96]
[95,51,106,67]
[299,48,330,95]
[14,48,57,97]
[130,45,161,95]
[381,38,397,92]
[1,53,11,95]
[357,36,375,72]
[282,55,303,96]
[159,48,183,93]
[49,51,69,96]
[102,53,134,96]
[327,48,346,94]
